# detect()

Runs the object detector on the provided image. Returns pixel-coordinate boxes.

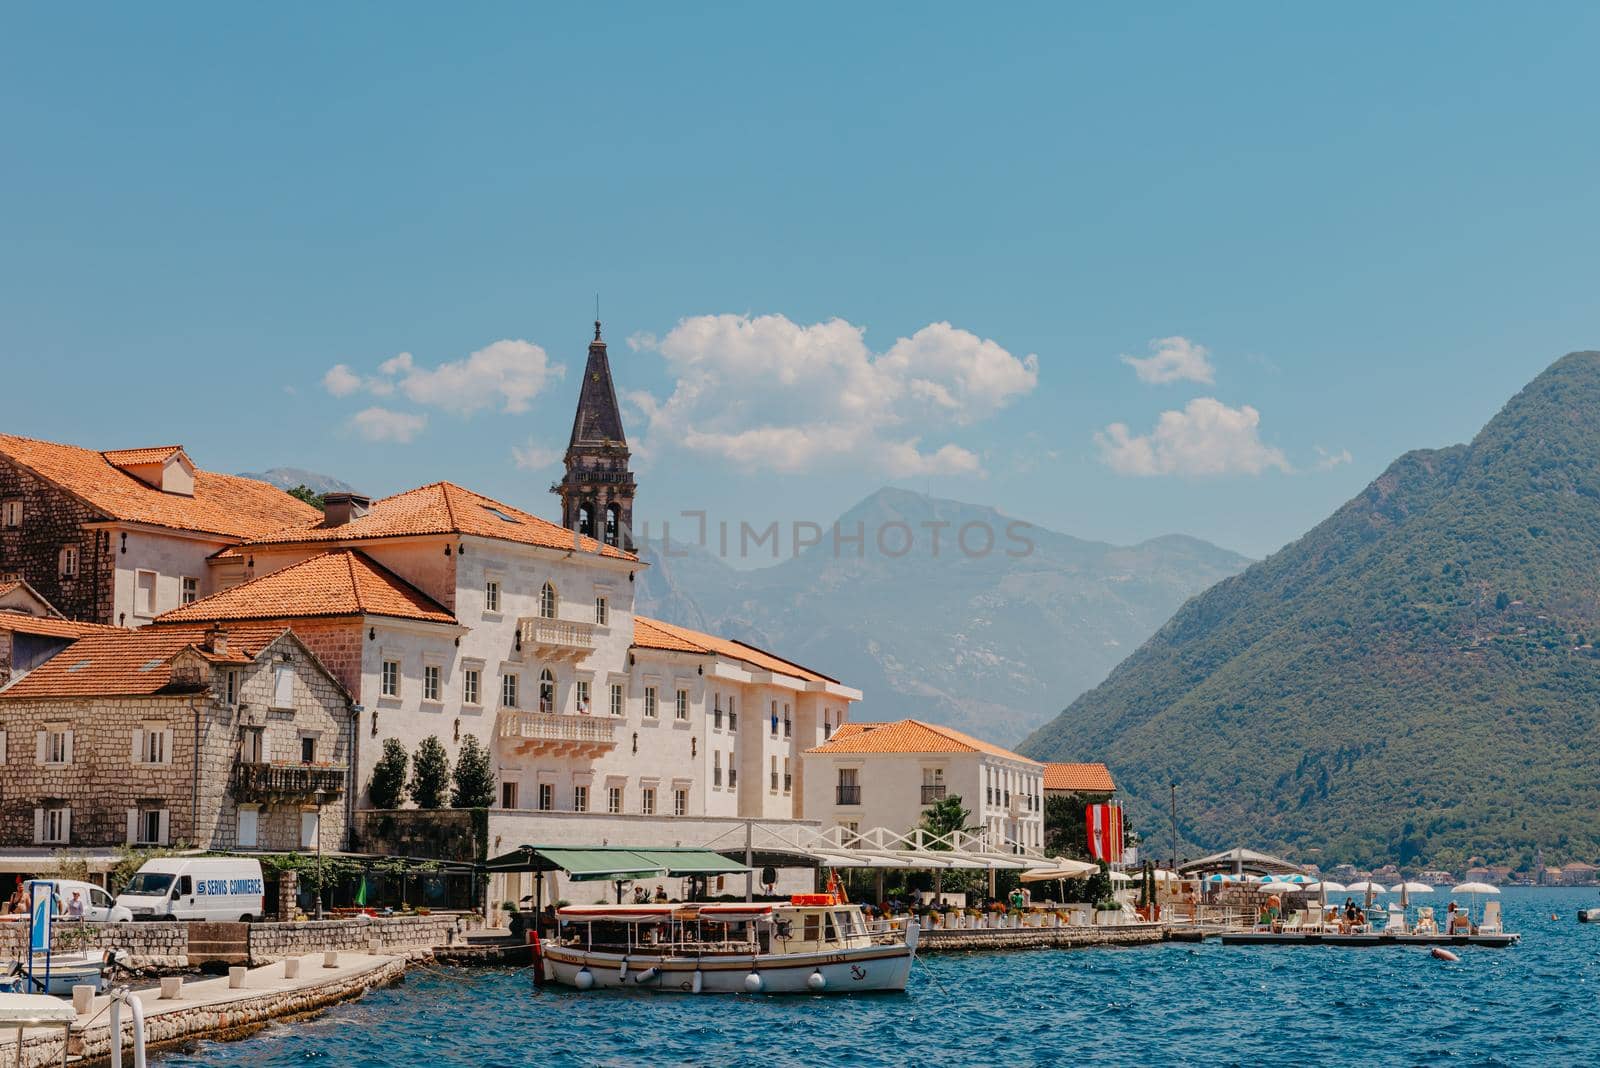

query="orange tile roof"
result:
[1043,762,1116,793]
[243,481,635,560]
[0,623,292,699]
[632,615,835,683]
[0,434,321,540]
[152,550,456,625]
[805,719,1040,764]
[0,613,123,640]
[101,446,184,466]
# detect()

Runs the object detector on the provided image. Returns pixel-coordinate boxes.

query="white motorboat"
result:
[0,950,118,996]
[541,894,919,994]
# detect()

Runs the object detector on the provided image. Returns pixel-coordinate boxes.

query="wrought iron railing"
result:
[837,785,862,805]
[921,784,948,804]
[231,761,347,799]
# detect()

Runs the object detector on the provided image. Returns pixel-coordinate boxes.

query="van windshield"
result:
[122,873,175,896]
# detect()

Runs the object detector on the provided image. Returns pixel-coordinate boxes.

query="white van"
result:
[3,879,133,923]
[114,858,265,922]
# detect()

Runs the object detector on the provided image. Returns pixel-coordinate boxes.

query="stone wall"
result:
[352,808,487,864]
[0,920,189,969]
[246,912,482,963]
[917,923,1168,953]
[0,456,114,623]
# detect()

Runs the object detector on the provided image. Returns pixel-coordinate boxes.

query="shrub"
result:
[450,735,496,808]
[368,738,409,809]
[408,736,450,810]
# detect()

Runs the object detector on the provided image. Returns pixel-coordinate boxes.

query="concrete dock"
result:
[11,952,405,1068]
[918,921,1171,953]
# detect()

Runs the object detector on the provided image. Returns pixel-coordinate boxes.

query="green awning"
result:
[481,845,749,881]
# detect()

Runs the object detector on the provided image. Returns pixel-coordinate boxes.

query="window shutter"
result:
[33,809,44,845]
[63,730,73,764]
[162,729,174,764]
[131,728,145,763]
[0,730,7,764]
[60,809,71,844]
[35,731,45,764]
[157,810,170,846]
[126,810,138,846]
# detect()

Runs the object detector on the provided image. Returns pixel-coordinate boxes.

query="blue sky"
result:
[4,3,1599,560]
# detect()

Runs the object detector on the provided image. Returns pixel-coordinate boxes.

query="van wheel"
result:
[239,914,255,923]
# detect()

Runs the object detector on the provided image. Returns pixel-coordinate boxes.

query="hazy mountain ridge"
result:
[637,487,1251,744]
[238,467,357,495]
[1021,351,1600,869]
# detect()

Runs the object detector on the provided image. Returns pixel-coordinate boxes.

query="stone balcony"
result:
[497,707,618,757]
[231,760,347,802]
[516,617,595,663]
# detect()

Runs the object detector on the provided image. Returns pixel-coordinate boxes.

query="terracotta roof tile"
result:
[0,434,320,540]
[101,446,184,466]
[1043,762,1116,793]
[0,614,123,640]
[631,615,835,683]
[244,481,635,560]
[805,719,1040,764]
[153,550,456,625]
[0,623,291,699]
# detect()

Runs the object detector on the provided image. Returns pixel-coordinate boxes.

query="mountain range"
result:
[1021,351,1600,869]
[238,467,357,495]
[636,487,1250,744]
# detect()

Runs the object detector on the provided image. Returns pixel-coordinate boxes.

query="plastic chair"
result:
[1479,900,1502,934]
[1384,905,1407,934]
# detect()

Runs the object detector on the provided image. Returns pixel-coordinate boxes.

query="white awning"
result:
[0,848,126,874]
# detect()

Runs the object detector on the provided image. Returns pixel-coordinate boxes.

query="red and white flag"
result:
[1086,803,1123,863]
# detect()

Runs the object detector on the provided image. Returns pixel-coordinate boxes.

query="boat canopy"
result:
[482,845,750,882]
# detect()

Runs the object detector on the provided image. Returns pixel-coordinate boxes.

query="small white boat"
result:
[541,895,919,994]
[0,950,118,996]
[1578,907,1600,923]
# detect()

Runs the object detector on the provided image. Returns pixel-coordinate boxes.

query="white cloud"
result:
[1314,445,1353,470]
[322,364,362,397]
[1095,397,1290,477]
[352,407,427,444]
[321,340,562,417]
[1120,336,1216,385]
[511,440,562,470]
[631,313,1036,476]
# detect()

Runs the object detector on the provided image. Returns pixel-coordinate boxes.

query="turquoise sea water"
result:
[159,887,1600,1066]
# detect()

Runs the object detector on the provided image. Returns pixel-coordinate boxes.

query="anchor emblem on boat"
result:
[850,965,867,981]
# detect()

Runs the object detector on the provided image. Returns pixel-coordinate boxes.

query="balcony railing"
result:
[497,708,618,755]
[517,617,595,662]
[921,784,947,804]
[231,760,347,801]
[836,785,862,806]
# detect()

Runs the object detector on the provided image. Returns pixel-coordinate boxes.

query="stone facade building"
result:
[0,578,119,686]
[0,623,352,853]
[0,435,319,626]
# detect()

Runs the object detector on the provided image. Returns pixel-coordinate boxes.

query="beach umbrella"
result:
[1259,881,1300,893]
[1347,879,1386,909]
[1391,881,1433,909]
[1276,873,1316,884]
[1148,869,1184,885]
[1107,871,1134,883]
[1309,881,1346,893]
[1450,882,1500,895]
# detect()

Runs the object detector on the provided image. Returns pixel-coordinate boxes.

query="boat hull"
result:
[0,954,109,996]
[542,943,915,994]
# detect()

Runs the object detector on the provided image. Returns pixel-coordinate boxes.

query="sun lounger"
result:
[1479,901,1502,934]
[1384,905,1406,934]
[1413,906,1437,935]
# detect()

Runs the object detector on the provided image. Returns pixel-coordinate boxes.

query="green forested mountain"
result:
[1021,352,1600,871]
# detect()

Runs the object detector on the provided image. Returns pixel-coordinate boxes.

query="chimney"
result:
[206,625,229,656]
[323,492,371,527]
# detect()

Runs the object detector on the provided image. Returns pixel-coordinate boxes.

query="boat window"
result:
[803,913,822,942]
[123,872,175,896]
[833,910,859,938]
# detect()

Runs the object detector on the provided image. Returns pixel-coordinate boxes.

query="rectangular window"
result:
[609,683,624,717]
[464,668,481,706]
[272,665,295,709]
[39,807,70,845]
[501,673,519,708]
[140,809,163,846]
[59,545,79,578]
[135,569,157,616]
[0,500,20,527]
[784,757,791,794]
[674,789,687,817]
[380,660,400,699]
[538,783,554,811]
[770,756,778,793]
[607,786,622,814]
[423,664,441,702]
[300,735,316,763]
[644,686,657,718]
[574,785,589,813]
[576,679,591,712]
[181,577,198,605]
[713,751,722,787]
[237,806,259,848]
[783,705,791,738]
[728,765,738,789]
[41,729,71,765]
[728,696,737,732]
[713,694,722,731]
[594,596,608,625]
[676,689,689,721]
[641,787,656,816]
[485,580,501,613]
[501,782,518,809]
[225,669,239,706]
[770,701,778,737]
[837,767,861,806]
[240,727,264,764]
[137,726,169,765]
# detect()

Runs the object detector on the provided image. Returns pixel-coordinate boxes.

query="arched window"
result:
[539,581,558,619]
[539,668,555,713]
[604,504,620,547]
[577,502,595,538]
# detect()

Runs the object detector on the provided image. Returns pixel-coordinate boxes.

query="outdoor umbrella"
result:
[1450,882,1499,929]
[1259,881,1300,893]
[1391,881,1433,909]
[1346,879,1387,910]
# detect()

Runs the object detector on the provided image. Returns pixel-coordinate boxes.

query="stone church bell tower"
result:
[553,320,635,551]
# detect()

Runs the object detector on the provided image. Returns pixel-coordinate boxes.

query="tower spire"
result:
[554,317,635,551]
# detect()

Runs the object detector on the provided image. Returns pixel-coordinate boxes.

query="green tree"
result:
[1044,793,1094,860]
[450,735,496,808]
[286,484,326,511]
[918,794,975,848]
[368,738,409,809]
[408,736,450,810]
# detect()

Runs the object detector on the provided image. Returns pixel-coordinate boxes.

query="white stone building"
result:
[801,719,1045,852]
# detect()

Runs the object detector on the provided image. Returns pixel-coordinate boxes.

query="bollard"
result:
[323,950,339,969]
[228,966,247,989]
[284,958,301,979]
[72,984,95,1015]
[159,976,183,1000]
